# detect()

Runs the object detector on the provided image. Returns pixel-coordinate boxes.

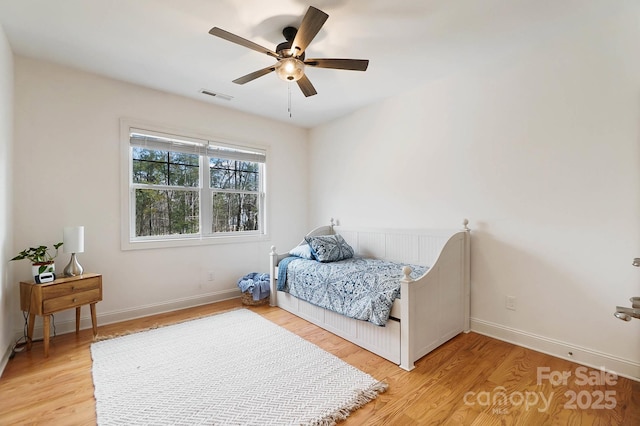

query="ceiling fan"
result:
[209,6,369,97]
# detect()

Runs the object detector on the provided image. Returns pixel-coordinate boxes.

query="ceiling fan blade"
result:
[232,66,276,85]
[291,6,328,56]
[297,74,317,97]
[209,27,279,59]
[305,58,369,71]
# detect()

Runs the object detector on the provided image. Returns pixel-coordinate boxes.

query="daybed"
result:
[269,219,471,371]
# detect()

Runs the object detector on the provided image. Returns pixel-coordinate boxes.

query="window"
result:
[122,123,267,249]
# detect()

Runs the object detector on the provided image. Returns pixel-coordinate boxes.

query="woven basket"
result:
[241,290,269,306]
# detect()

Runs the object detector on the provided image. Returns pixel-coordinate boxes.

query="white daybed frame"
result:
[269,219,471,371]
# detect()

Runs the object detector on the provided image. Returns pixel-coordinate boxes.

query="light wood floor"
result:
[1,299,638,425]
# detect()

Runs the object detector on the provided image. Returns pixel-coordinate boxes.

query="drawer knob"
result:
[73,298,77,303]
[71,286,75,290]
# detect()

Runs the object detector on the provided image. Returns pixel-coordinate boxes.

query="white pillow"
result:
[289,244,314,260]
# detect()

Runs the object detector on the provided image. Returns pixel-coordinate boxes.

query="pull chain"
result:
[288,83,292,118]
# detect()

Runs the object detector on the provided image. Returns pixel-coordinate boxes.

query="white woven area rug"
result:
[91,309,387,425]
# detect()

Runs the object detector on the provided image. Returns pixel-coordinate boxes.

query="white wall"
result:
[309,4,640,377]
[11,57,309,332]
[0,24,14,372]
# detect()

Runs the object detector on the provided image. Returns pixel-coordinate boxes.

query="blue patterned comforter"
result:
[277,257,429,326]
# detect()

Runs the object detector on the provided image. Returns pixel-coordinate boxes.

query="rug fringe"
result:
[93,325,161,342]
[312,381,389,425]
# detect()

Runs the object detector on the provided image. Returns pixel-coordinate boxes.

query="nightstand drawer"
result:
[42,276,101,298]
[43,288,101,313]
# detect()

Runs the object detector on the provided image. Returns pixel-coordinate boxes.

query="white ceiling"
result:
[0,0,605,128]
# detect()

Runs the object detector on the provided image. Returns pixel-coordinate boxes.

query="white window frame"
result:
[120,119,269,250]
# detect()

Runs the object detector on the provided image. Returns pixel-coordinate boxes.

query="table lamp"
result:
[63,226,84,277]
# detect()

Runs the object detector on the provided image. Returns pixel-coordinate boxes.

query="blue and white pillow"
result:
[305,234,354,263]
[289,244,314,260]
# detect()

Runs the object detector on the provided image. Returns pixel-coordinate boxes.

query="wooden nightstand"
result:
[20,273,102,357]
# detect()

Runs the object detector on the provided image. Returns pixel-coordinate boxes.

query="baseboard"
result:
[0,343,12,377]
[13,289,241,342]
[471,318,640,382]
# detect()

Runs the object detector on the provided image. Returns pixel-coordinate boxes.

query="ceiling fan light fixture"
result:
[276,57,305,82]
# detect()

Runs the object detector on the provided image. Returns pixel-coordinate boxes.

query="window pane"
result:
[168,152,199,186]
[133,147,199,187]
[212,192,258,233]
[135,189,199,236]
[132,147,168,184]
[209,158,259,191]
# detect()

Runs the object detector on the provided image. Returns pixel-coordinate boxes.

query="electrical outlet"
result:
[207,271,215,281]
[506,296,517,311]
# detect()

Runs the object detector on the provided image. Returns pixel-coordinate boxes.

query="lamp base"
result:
[64,253,84,277]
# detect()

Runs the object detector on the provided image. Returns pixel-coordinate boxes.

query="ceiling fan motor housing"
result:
[276,27,305,60]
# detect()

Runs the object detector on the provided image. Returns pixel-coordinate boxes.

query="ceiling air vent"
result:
[199,89,233,101]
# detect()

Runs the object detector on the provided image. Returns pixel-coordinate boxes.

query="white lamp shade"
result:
[63,226,84,253]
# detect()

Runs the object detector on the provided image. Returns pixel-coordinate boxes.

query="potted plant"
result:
[11,242,64,279]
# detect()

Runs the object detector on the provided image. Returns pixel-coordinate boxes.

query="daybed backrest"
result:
[292,224,335,247]
[334,226,459,267]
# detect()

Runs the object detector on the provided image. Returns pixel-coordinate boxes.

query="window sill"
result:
[121,233,270,251]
